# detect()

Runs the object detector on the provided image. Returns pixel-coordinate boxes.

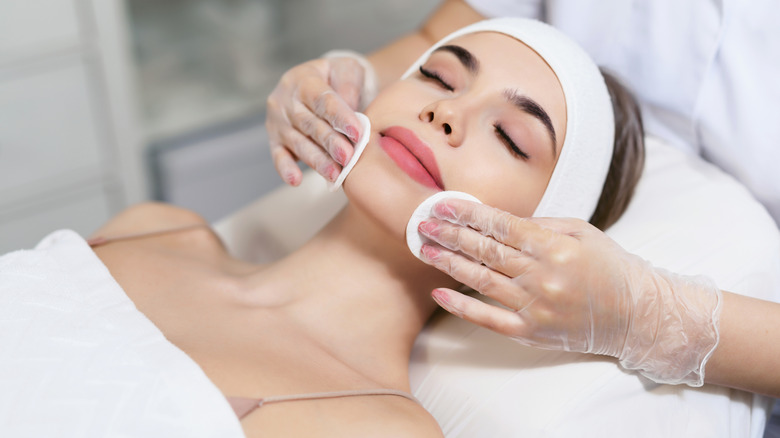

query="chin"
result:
[343,160,432,243]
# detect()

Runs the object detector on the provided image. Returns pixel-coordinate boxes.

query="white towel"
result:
[0,230,243,437]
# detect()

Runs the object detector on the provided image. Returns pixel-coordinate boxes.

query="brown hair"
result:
[589,70,646,230]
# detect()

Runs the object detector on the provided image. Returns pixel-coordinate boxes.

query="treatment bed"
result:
[1,135,778,437]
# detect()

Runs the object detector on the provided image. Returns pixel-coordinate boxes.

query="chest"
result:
[92,244,427,436]
[93,242,365,399]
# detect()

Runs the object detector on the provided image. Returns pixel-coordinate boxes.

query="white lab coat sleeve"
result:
[462,0,544,19]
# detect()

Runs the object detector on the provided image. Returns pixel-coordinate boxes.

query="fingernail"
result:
[418,220,439,237]
[431,289,450,306]
[434,202,457,220]
[342,148,353,164]
[420,243,440,261]
[432,289,460,315]
[333,147,347,166]
[327,165,341,182]
[345,125,359,143]
[284,172,298,185]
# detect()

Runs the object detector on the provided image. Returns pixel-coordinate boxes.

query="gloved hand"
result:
[265,51,376,186]
[417,197,722,386]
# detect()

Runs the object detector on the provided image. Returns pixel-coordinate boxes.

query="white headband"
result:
[401,18,614,221]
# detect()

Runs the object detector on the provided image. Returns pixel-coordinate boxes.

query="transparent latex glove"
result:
[265,53,373,186]
[417,198,722,386]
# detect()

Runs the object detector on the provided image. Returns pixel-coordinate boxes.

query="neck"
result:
[256,203,458,387]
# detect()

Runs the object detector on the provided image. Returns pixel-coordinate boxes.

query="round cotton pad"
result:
[328,112,371,192]
[406,191,482,260]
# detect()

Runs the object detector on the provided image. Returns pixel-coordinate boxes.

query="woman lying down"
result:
[0,18,643,437]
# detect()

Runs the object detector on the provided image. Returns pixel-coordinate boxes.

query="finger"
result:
[280,128,341,182]
[265,107,303,186]
[298,78,362,143]
[431,288,530,340]
[523,217,595,239]
[329,57,364,111]
[432,199,563,255]
[420,243,534,311]
[419,218,531,278]
[289,107,354,167]
[269,140,303,186]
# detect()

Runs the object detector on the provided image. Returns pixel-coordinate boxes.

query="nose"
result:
[419,99,464,147]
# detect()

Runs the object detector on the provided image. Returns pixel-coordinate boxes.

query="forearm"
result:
[366,0,485,90]
[704,291,780,397]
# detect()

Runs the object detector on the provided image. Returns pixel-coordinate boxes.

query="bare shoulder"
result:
[243,395,443,438]
[88,202,227,256]
[90,202,207,239]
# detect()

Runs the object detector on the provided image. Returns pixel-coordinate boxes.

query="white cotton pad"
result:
[328,112,371,192]
[406,191,482,260]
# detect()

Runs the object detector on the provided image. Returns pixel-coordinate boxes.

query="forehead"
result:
[444,31,557,80]
[440,31,567,151]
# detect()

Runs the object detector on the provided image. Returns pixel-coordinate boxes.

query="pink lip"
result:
[378,126,444,191]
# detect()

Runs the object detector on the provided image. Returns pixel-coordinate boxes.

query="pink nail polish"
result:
[418,220,439,237]
[328,165,340,182]
[433,289,462,316]
[342,148,353,164]
[345,125,359,143]
[420,244,440,260]
[434,202,457,220]
[334,148,347,166]
[432,289,450,306]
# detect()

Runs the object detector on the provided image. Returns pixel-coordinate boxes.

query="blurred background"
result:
[0,0,438,253]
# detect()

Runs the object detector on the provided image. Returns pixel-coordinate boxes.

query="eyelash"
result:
[419,66,454,91]
[419,66,528,161]
[494,124,529,160]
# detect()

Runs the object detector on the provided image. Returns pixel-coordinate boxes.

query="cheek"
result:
[445,155,551,218]
[488,175,549,218]
[342,142,432,241]
[363,81,420,119]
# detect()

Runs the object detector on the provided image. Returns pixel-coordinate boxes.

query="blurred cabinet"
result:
[130,0,438,222]
[0,0,146,252]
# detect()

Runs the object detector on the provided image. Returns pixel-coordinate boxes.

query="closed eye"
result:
[494,124,530,160]
[419,66,454,92]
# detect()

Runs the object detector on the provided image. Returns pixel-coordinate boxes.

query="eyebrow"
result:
[433,45,480,75]
[503,89,558,156]
[432,44,558,156]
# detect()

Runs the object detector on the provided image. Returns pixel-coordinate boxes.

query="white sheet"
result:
[0,230,243,437]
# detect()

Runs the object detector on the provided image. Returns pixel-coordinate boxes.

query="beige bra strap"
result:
[227,389,422,420]
[87,223,209,247]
